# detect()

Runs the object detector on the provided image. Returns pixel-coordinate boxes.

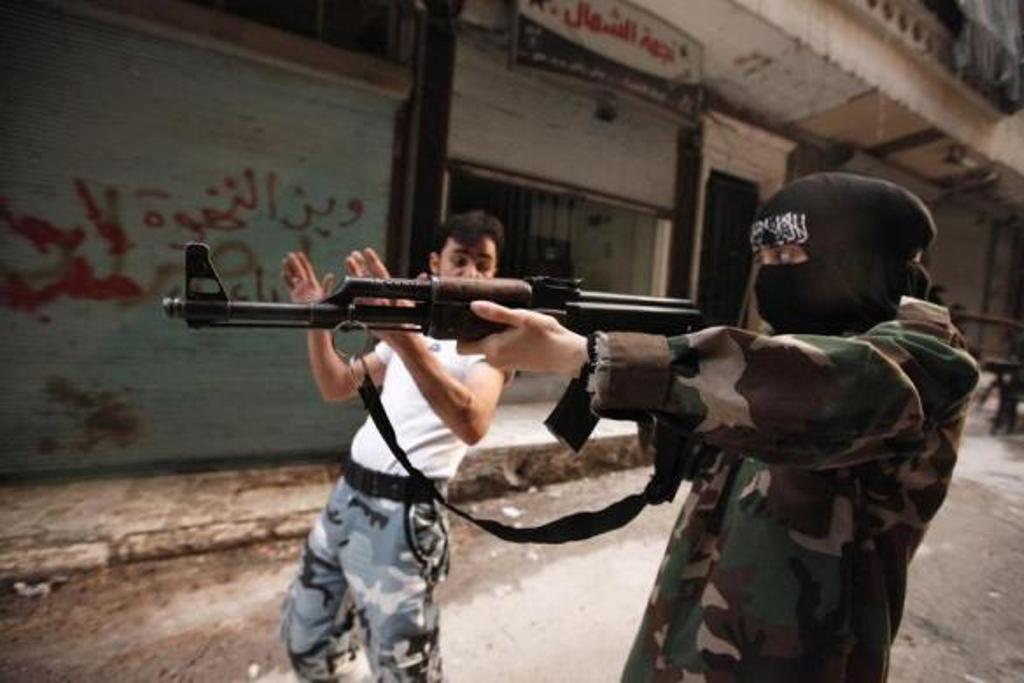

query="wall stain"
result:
[37,436,58,455]
[734,51,774,78]
[43,376,142,453]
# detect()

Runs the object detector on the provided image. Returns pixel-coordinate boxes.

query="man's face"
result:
[429,237,498,279]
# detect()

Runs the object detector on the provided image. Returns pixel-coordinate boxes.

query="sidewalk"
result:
[10,393,1014,583]
[0,403,642,580]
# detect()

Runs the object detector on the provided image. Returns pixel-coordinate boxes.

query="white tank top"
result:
[349,337,486,479]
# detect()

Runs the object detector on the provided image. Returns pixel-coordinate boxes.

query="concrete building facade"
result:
[1,0,1020,477]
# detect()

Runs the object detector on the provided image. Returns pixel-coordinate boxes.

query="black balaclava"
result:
[752,173,936,335]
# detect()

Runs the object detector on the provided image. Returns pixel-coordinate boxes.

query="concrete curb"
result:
[0,434,647,581]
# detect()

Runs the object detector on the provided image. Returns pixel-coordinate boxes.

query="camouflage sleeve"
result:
[590,322,978,469]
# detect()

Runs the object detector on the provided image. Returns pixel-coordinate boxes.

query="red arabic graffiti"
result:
[557,1,684,66]
[281,196,365,235]
[0,198,85,253]
[136,167,365,243]
[77,180,133,255]
[2,256,143,313]
[0,168,366,317]
[1,185,142,314]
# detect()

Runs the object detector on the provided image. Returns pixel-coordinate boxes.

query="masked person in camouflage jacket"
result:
[459,173,979,682]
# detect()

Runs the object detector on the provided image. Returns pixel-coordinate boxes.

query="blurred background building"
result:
[1,0,1021,478]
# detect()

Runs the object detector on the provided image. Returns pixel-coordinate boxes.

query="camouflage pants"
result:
[281,478,450,682]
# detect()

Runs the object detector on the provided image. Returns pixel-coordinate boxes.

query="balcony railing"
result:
[844,0,1022,113]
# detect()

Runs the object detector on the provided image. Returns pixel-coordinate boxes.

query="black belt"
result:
[342,455,445,504]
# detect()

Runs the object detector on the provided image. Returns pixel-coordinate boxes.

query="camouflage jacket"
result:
[589,298,979,682]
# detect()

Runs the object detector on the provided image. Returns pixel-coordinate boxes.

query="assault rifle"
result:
[163,243,702,342]
[163,242,704,448]
[163,242,708,544]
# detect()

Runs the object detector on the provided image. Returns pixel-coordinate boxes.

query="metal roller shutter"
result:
[0,3,401,476]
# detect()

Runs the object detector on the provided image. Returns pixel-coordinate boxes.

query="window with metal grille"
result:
[447,167,663,296]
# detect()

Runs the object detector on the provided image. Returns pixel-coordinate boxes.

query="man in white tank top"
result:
[279,212,509,682]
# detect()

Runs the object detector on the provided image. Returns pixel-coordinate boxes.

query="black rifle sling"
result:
[357,374,689,544]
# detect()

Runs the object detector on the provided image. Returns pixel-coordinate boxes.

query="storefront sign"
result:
[513,0,702,115]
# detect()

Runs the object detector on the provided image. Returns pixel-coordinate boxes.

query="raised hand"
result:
[345,247,391,280]
[282,251,335,304]
[343,248,417,345]
[345,248,417,310]
[457,301,588,375]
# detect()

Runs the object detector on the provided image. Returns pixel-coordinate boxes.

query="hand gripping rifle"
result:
[164,243,710,543]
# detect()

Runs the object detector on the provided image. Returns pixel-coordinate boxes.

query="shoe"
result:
[330,648,371,683]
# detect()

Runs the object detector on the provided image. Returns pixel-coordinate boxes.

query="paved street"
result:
[2,413,1023,683]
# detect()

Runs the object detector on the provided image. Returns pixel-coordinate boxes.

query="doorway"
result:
[697,172,760,326]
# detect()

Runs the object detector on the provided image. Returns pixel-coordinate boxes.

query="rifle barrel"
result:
[566,301,702,337]
[577,290,695,308]
[162,297,429,330]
